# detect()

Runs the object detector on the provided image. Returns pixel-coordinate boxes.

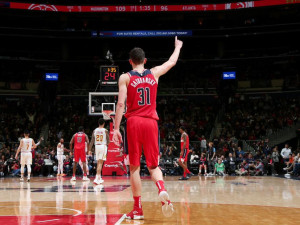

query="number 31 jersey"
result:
[94,128,107,145]
[125,69,159,120]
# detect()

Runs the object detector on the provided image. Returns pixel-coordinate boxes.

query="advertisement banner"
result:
[98,30,192,37]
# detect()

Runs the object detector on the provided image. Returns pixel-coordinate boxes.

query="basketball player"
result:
[15,130,37,182]
[56,138,68,176]
[70,126,90,181]
[178,126,193,180]
[78,143,90,176]
[89,118,110,185]
[113,36,183,219]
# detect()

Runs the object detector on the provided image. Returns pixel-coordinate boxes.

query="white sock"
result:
[28,174,30,179]
[60,163,63,174]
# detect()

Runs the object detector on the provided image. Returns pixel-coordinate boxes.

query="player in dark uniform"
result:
[113,37,183,220]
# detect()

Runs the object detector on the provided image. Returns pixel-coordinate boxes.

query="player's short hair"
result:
[98,118,105,126]
[24,130,29,135]
[78,126,84,132]
[129,47,145,65]
[180,126,185,131]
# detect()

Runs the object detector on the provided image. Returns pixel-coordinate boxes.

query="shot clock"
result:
[100,66,119,85]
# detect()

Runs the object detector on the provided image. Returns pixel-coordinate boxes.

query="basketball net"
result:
[103,110,115,123]
[102,110,115,133]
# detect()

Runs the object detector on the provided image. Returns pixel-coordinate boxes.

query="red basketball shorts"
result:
[179,148,189,163]
[125,116,159,167]
[74,147,86,162]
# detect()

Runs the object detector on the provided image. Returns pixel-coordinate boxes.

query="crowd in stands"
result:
[159,140,300,178]
[0,94,299,178]
[219,95,299,141]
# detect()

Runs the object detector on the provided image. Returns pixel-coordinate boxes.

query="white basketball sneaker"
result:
[158,191,174,217]
[93,178,104,185]
[82,176,90,181]
[71,176,76,181]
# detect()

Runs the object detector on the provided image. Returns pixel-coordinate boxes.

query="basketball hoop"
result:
[102,110,114,121]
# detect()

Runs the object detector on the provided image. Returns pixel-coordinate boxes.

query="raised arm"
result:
[112,74,129,145]
[151,36,183,80]
[36,137,44,147]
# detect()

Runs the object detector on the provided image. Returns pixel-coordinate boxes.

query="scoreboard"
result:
[100,66,119,86]
[7,1,299,13]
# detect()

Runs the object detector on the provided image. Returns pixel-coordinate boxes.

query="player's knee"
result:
[129,165,140,172]
[148,166,158,170]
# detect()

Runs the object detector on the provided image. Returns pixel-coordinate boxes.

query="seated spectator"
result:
[249,159,264,176]
[33,154,44,176]
[190,151,199,163]
[293,153,300,176]
[198,153,207,175]
[236,147,245,157]
[247,154,256,174]
[0,157,5,177]
[284,153,299,175]
[227,153,236,175]
[11,160,21,176]
[214,158,226,176]
[284,153,294,169]
[236,153,244,165]
[64,155,72,175]
[235,160,249,176]
[43,155,54,177]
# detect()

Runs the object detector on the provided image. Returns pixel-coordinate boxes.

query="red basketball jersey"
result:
[181,132,190,150]
[125,69,159,120]
[74,132,86,150]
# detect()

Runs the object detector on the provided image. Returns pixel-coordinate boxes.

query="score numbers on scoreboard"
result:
[100,66,119,86]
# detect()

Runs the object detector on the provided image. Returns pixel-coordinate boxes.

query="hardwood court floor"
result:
[0,175,299,224]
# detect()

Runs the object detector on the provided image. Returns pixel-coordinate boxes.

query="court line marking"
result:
[115,213,126,225]
[37,219,60,223]
[0,206,82,217]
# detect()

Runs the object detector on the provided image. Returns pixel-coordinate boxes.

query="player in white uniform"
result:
[89,118,110,185]
[57,138,67,176]
[15,130,37,182]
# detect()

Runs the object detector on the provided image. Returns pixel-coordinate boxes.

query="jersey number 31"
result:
[137,87,151,106]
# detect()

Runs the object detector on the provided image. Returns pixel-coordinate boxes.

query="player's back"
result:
[94,128,107,145]
[74,132,86,150]
[21,138,33,153]
[125,69,158,120]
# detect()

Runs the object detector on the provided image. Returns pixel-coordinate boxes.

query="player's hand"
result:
[113,129,123,146]
[15,155,18,160]
[40,137,44,141]
[175,36,183,49]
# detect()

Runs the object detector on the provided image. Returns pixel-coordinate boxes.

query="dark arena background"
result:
[0,0,300,224]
